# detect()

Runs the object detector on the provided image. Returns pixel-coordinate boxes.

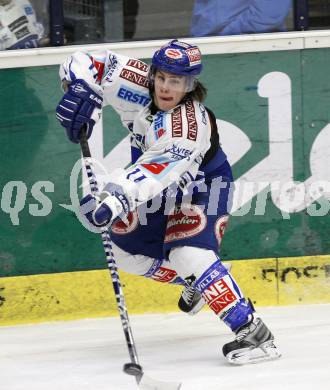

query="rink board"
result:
[0,255,329,326]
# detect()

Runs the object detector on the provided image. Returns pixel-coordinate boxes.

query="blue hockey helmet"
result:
[151,39,203,77]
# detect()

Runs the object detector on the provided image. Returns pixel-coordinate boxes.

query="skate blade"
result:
[138,373,182,390]
[226,340,281,365]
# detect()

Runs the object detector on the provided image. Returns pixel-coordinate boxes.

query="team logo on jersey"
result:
[108,53,118,67]
[104,54,118,82]
[141,162,169,174]
[117,86,151,106]
[120,68,149,88]
[165,205,207,242]
[164,145,192,161]
[171,106,183,137]
[214,215,229,245]
[126,59,149,73]
[202,276,238,315]
[153,111,166,139]
[185,100,198,141]
[186,48,202,66]
[111,211,139,234]
[165,49,183,59]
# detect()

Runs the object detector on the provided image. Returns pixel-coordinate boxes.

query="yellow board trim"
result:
[0,255,329,326]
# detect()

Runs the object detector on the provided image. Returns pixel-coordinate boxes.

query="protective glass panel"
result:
[0,0,49,50]
[61,0,299,46]
[309,0,330,29]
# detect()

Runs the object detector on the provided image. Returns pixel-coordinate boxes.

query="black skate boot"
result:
[222,317,281,365]
[178,275,205,315]
[178,263,232,315]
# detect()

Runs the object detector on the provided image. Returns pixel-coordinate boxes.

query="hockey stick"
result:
[79,128,182,390]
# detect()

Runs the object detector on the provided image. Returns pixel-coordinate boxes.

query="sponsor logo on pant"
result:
[151,267,177,283]
[111,211,139,234]
[214,215,229,245]
[165,205,206,242]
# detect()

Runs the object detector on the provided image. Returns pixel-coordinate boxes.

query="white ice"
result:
[0,304,329,390]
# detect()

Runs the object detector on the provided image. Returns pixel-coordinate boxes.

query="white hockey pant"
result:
[111,242,184,285]
[112,243,254,331]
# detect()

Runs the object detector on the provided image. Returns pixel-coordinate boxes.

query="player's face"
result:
[153,70,187,111]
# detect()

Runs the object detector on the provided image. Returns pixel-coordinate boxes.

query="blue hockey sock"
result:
[194,260,254,331]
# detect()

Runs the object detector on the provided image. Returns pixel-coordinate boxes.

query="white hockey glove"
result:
[79,184,130,229]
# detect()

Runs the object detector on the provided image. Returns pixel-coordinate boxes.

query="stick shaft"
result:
[79,130,140,368]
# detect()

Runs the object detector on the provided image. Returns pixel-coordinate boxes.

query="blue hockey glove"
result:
[79,185,130,230]
[56,79,103,143]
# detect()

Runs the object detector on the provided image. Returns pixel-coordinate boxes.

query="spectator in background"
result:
[191,0,292,37]
[29,0,49,35]
[0,0,44,50]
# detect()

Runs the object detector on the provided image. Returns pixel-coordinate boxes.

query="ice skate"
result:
[178,276,206,315]
[178,263,232,315]
[222,317,281,365]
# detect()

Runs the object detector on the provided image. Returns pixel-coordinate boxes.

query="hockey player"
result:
[56,39,281,365]
[0,0,44,50]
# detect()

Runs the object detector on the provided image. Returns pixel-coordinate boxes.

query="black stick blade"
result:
[123,362,143,377]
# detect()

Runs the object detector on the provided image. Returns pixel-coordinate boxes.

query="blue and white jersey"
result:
[59,50,227,210]
[59,51,151,131]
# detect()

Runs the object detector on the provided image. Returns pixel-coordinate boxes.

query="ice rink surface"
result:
[1,304,329,390]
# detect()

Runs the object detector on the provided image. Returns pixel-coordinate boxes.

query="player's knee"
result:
[111,243,154,275]
[168,246,220,280]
